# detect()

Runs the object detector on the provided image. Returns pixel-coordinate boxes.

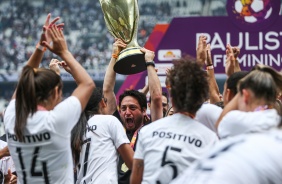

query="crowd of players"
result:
[0,12,281,184]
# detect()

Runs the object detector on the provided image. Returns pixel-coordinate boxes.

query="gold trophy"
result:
[99,0,146,75]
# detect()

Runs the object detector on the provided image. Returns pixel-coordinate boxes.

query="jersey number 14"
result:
[16,147,49,184]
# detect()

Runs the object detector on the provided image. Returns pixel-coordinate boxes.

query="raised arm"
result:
[43,26,95,110]
[140,48,163,121]
[233,47,241,73]
[11,14,62,100]
[139,85,149,95]
[49,58,61,75]
[103,39,126,115]
[225,45,242,79]
[215,93,239,130]
[206,44,221,104]
[196,35,207,67]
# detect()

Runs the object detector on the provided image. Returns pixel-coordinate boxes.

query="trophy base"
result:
[114,47,146,75]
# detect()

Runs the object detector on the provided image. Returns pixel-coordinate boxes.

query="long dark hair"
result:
[71,87,103,166]
[71,112,87,166]
[15,66,62,142]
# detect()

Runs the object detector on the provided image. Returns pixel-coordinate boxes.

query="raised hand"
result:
[112,38,127,59]
[232,46,241,72]
[225,44,236,77]
[42,25,68,56]
[196,35,207,66]
[206,44,213,66]
[140,48,155,62]
[59,61,72,74]
[39,14,64,46]
[49,58,72,75]
[232,47,240,59]
[49,58,61,75]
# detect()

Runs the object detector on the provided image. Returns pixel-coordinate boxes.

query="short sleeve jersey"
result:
[0,140,15,184]
[76,115,129,184]
[4,97,81,184]
[195,104,223,133]
[171,129,282,184]
[218,109,281,139]
[134,113,218,184]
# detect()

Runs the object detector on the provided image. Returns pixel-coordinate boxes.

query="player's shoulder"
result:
[220,130,282,150]
[88,114,121,126]
[224,110,245,119]
[218,110,247,129]
[89,114,117,120]
[99,114,121,123]
[140,115,173,133]
[197,103,223,114]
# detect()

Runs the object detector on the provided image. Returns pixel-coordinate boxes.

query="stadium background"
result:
[0,0,282,121]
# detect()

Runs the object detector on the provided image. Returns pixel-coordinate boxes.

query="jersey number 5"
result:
[157,146,182,184]
[16,147,49,184]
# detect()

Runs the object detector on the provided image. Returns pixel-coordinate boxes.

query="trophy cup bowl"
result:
[99,0,146,75]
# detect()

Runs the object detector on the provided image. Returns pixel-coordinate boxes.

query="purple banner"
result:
[118,0,282,95]
[155,0,282,74]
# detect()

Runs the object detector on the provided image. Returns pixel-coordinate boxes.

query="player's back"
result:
[171,129,282,184]
[4,97,81,184]
[76,115,129,184]
[134,113,218,184]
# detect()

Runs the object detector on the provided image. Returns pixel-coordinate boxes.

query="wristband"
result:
[36,43,47,52]
[206,63,213,66]
[112,54,118,59]
[146,61,155,68]
[206,65,214,70]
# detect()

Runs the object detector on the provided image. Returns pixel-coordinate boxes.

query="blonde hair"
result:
[238,64,282,105]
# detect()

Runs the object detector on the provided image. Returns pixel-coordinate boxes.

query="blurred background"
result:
[0,0,282,129]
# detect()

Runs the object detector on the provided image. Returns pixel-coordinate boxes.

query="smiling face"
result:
[120,96,145,132]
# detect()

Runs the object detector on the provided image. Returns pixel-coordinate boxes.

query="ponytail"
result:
[15,66,62,142]
[15,66,37,142]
